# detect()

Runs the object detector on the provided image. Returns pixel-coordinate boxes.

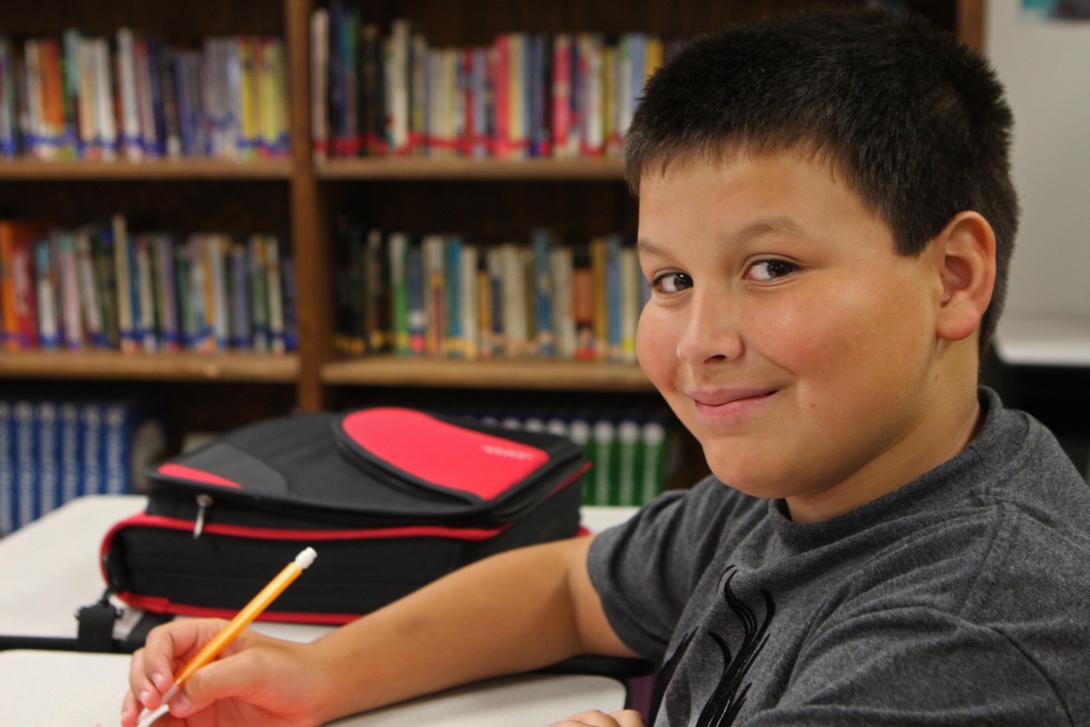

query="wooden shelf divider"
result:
[322,355,652,392]
[316,157,626,180]
[0,158,293,180]
[0,350,299,383]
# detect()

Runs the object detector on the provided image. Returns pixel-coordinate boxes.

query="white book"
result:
[74,228,104,345]
[116,28,142,161]
[93,39,116,160]
[501,243,527,356]
[460,244,478,359]
[225,39,243,159]
[579,33,604,155]
[135,235,158,351]
[550,246,576,359]
[310,9,328,160]
[390,19,411,154]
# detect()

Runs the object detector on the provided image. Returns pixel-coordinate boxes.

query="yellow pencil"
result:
[138,547,317,724]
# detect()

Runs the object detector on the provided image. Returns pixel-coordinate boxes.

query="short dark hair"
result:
[625,7,1018,355]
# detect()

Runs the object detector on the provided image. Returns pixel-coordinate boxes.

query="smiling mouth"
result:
[690,389,778,419]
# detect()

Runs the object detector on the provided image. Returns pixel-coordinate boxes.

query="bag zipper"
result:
[193,493,214,539]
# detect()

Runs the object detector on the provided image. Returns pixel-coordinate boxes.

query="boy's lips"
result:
[687,387,779,421]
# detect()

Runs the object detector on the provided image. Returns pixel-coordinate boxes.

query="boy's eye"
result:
[651,271,693,294]
[746,259,798,282]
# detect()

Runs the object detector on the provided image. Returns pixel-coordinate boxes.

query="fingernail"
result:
[152,673,170,690]
[171,694,191,714]
[138,690,152,708]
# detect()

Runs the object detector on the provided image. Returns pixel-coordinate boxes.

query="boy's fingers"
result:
[551,710,646,727]
[167,649,265,718]
[126,647,161,712]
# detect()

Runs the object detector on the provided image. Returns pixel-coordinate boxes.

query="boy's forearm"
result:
[309,535,621,722]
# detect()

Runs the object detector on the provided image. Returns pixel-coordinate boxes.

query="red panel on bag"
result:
[341,408,549,501]
[157,463,242,489]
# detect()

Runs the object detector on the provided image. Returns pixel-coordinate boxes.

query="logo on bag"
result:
[481,444,536,461]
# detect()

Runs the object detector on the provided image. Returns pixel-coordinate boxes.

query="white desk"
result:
[994,312,1090,367]
[0,649,626,726]
[0,495,638,645]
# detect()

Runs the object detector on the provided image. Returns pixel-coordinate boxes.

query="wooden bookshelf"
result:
[317,157,626,180]
[0,350,299,382]
[322,356,653,392]
[0,159,293,180]
[0,0,986,413]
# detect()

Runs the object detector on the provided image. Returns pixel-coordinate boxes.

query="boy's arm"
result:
[311,534,636,722]
[124,534,637,725]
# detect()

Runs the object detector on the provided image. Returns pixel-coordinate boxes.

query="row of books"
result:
[333,225,649,362]
[311,7,681,160]
[0,398,165,535]
[0,217,297,354]
[0,30,289,161]
[463,411,670,507]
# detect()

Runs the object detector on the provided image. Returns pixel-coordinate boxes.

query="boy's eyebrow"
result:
[637,215,809,256]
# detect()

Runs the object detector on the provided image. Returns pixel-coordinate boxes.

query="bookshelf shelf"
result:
[322,355,653,391]
[0,350,299,382]
[316,157,626,180]
[0,159,293,181]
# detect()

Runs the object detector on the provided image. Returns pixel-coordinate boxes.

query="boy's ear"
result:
[933,211,997,343]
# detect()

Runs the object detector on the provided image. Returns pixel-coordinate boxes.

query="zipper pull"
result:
[193,493,214,539]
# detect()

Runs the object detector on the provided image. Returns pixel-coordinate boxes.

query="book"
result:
[34,237,60,349]
[57,231,83,349]
[112,215,136,353]
[74,227,106,347]
[310,8,329,159]
[388,231,410,355]
[531,228,555,356]
[422,234,445,356]
[0,402,12,535]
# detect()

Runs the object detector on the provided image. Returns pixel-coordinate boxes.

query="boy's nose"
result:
[674,289,744,365]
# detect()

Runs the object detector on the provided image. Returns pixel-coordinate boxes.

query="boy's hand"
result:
[119,618,328,727]
[551,709,646,727]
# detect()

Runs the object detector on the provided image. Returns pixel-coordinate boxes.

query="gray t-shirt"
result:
[588,387,1090,726]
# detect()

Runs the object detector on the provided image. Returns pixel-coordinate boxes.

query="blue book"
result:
[282,252,298,352]
[13,401,38,528]
[147,40,167,156]
[35,401,61,517]
[59,402,83,504]
[531,228,555,356]
[444,236,464,357]
[605,234,622,362]
[80,403,105,496]
[104,404,133,495]
[0,401,14,535]
[174,54,196,157]
[471,48,489,158]
[628,35,645,125]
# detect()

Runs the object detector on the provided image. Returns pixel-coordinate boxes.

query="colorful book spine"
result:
[59,402,82,504]
[406,240,426,355]
[388,232,410,355]
[135,235,158,351]
[531,228,555,356]
[311,8,329,159]
[461,243,479,359]
[422,234,445,356]
[0,402,12,535]
[229,241,251,348]
[14,401,37,528]
[444,235,463,357]
[36,401,61,517]
[75,228,105,347]
[153,234,180,351]
[605,234,622,362]
[112,215,136,353]
[34,239,60,349]
[58,232,82,349]
[265,235,286,354]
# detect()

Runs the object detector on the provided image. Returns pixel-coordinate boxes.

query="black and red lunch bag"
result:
[100,407,588,624]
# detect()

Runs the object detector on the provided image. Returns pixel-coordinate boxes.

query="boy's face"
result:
[636,150,954,519]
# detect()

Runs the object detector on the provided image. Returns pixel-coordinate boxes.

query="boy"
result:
[121,8,1090,726]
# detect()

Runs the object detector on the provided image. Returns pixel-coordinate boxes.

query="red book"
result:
[0,222,47,351]
[572,264,595,361]
[552,35,571,158]
[493,34,509,159]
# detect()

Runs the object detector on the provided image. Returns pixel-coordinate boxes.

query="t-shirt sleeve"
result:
[744,606,1071,726]
[586,476,750,663]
